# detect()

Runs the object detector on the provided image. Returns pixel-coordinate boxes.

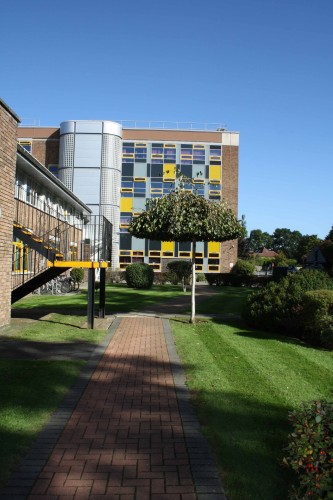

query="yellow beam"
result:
[48,261,109,269]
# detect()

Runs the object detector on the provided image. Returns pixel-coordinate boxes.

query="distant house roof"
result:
[253,247,278,258]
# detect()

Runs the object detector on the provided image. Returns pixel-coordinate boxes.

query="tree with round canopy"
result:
[128,190,245,323]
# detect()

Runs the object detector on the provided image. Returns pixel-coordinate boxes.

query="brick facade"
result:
[0,100,20,327]
[17,126,240,274]
[220,144,239,270]
[17,128,60,167]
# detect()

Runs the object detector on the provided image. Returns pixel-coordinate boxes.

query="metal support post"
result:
[99,267,106,318]
[87,268,95,329]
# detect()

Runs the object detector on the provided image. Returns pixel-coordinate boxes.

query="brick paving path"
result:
[1,317,225,499]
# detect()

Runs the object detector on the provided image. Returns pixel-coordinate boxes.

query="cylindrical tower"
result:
[59,120,122,269]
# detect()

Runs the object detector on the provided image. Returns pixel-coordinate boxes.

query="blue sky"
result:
[2,0,332,238]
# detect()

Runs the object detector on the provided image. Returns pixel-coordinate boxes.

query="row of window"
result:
[15,172,82,225]
[122,143,222,166]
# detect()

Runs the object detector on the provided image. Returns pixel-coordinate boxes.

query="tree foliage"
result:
[325,225,333,242]
[248,229,273,253]
[239,227,326,264]
[129,190,245,322]
[272,228,302,258]
[129,191,245,243]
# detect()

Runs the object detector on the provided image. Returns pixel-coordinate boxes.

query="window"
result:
[49,165,59,178]
[18,140,32,153]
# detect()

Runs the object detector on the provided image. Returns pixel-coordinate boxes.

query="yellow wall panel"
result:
[162,241,174,252]
[208,241,220,253]
[163,164,176,180]
[120,198,133,212]
[209,165,221,181]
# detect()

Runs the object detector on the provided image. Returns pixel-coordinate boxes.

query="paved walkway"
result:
[1,316,226,499]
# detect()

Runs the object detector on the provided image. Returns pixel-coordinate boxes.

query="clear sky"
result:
[1,0,332,238]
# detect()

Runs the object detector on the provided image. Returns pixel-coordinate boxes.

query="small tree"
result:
[125,263,154,289]
[231,259,256,276]
[70,267,84,290]
[167,260,192,292]
[129,189,245,323]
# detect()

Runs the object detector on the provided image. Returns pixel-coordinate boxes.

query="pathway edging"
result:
[163,319,226,500]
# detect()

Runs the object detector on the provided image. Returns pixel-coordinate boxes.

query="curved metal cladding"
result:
[59,120,122,269]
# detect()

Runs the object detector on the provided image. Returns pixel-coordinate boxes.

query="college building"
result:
[1,98,239,328]
[17,120,239,272]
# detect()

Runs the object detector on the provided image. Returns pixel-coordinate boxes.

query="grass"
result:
[171,318,333,499]
[196,286,253,314]
[1,313,107,343]
[8,284,188,342]
[12,283,188,314]
[0,359,84,487]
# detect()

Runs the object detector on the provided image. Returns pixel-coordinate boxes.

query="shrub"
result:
[243,269,333,334]
[204,273,272,288]
[153,272,169,285]
[196,273,206,282]
[125,263,154,289]
[167,260,192,292]
[165,271,180,285]
[70,268,84,289]
[106,269,125,284]
[252,256,275,267]
[283,400,333,498]
[232,259,256,276]
[301,290,333,348]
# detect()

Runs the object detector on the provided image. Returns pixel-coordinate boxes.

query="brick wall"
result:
[17,128,60,167]
[221,144,239,271]
[0,101,20,327]
[32,138,60,167]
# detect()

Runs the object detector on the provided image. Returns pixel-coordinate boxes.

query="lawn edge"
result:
[163,318,227,499]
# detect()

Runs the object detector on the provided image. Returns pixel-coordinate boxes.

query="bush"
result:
[232,259,256,276]
[153,272,169,285]
[283,400,333,498]
[106,269,125,284]
[196,273,206,282]
[165,271,180,285]
[301,290,333,348]
[125,263,154,289]
[70,268,84,289]
[167,260,192,291]
[243,269,333,334]
[204,273,272,288]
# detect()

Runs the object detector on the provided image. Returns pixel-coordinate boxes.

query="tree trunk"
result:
[190,239,196,323]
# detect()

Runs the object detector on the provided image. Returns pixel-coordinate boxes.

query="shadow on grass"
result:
[0,359,84,488]
[11,285,188,318]
[0,350,293,499]
[196,315,331,352]
[190,387,294,499]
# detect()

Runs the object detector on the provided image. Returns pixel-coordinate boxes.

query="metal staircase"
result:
[11,215,112,304]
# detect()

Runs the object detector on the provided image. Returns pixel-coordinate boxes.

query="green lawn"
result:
[13,284,188,314]
[0,359,84,487]
[1,313,107,343]
[171,318,333,499]
[9,284,188,342]
[196,286,253,314]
